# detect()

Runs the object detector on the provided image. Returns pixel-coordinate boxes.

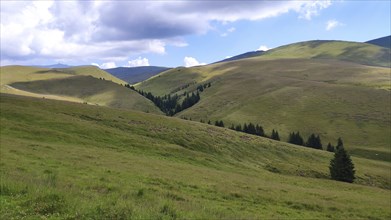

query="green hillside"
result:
[0,65,162,114]
[1,94,390,219]
[136,42,391,160]
[261,40,391,67]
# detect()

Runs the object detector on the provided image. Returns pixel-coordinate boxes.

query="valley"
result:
[1,38,390,219]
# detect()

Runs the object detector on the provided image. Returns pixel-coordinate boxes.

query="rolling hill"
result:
[1,93,390,219]
[0,65,162,114]
[136,40,391,160]
[105,66,171,84]
[260,40,390,67]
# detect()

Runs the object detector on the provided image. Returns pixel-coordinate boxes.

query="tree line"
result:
[211,119,355,183]
[125,84,355,183]
[125,83,211,116]
[200,119,343,152]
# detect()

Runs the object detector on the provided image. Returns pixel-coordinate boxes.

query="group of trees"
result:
[229,122,266,137]
[288,132,322,150]
[126,84,210,116]
[207,120,280,141]
[196,82,211,92]
[125,84,355,183]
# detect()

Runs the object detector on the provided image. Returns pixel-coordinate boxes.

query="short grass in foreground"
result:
[1,94,390,219]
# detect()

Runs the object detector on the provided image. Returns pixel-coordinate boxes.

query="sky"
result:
[1,0,390,68]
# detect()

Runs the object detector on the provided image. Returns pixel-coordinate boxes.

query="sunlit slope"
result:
[137,58,391,160]
[261,40,391,67]
[0,65,162,114]
[1,94,390,218]
[0,65,126,86]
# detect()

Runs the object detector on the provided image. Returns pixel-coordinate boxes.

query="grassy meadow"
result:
[0,65,162,114]
[1,94,390,219]
[137,51,391,161]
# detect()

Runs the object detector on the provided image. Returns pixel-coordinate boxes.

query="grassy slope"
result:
[0,65,162,114]
[261,40,391,67]
[0,94,390,219]
[136,43,391,161]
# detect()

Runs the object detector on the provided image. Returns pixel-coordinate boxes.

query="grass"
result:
[0,65,162,114]
[1,94,390,219]
[260,40,391,67]
[136,57,391,161]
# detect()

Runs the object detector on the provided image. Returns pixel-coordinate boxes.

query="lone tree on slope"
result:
[329,141,355,183]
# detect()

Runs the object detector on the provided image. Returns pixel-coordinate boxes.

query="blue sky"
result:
[1,0,390,68]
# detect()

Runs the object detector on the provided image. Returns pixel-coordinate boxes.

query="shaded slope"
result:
[261,40,390,67]
[10,75,161,113]
[0,94,390,218]
[137,57,391,160]
[105,66,171,84]
[0,65,162,114]
[366,36,391,49]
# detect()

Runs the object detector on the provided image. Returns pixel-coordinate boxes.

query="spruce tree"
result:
[329,145,355,183]
[271,129,280,141]
[326,142,335,152]
[336,137,344,150]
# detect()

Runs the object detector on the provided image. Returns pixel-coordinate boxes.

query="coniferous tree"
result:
[229,124,235,130]
[247,123,256,135]
[243,123,249,133]
[326,142,335,152]
[288,132,304,146]
[271,129,280,141]
[329,145,355,183]
[235,124,242,132]
[306,134,322,149]
[255,124,265,137]
[336,137,344,150]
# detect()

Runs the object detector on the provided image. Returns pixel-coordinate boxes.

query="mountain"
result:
[136,40,391,160]
[260,40,390,67]
[365,35,391,49]
[214,50,265,63]
[0,65,162,114]
[105,66,171,84]
[1,93,390,218]
[38,63,72,68]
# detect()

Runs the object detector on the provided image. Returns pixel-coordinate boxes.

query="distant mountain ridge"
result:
[365,36,391,49]
[37,63,72,68]
[105,66,171,84]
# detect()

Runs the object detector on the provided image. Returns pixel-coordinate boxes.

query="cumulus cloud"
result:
[91,62,117,69]
[326,19,343,31]
[184,57,206,67]
[297,0,332,20]
[1,1,332,64]
[257,45,270,51]
[126,57,150,67]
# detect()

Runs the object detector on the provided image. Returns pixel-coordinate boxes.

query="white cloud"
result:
[257,45,270,51]
[184,57,206,67]
[221,27,236,37]
[1,1,332,64]
[126,57,150,67]
[101,62,117,69]
[298,0,332,20]
[90,62,117,69]
[326,19,343,31]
